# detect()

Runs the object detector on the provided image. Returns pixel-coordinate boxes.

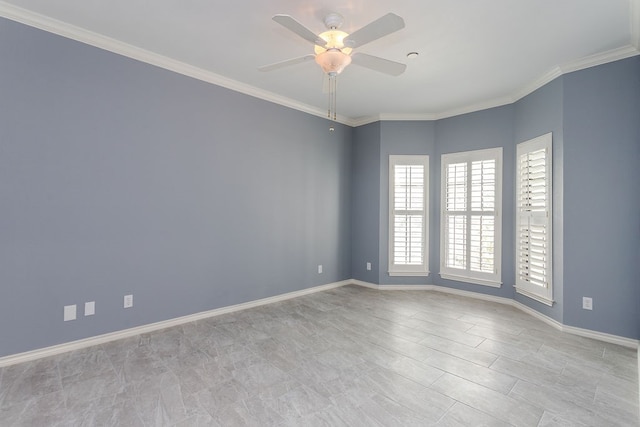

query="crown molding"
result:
[351,113,438,127]
[0,2,355,127]
[368,44,639,125]
[0,1,638,128]
[361,95,517,124]
[354,96,518,125]
[350,116,381,127]
[560,44,640,74]
[511,45,640,102]
[377,113,439,122]
[510,66,563,104]
[431,95,517,121]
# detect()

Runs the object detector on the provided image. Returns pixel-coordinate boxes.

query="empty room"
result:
[1,1,639,426]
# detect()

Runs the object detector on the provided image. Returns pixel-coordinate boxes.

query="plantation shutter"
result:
[470,159,496,274]
[440,148,502,287]
[389,155,429,276]
[516,134,553,305]
[444,162,467,269]
[393,164,424,265]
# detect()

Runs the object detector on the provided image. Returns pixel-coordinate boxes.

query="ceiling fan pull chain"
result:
[329,76,336,121]
[333,77,338,121]
[327,76,332,118]
[327,74,337,121]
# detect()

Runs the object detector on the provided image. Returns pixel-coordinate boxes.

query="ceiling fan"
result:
[259,12,406,76]
[259,12,407,120]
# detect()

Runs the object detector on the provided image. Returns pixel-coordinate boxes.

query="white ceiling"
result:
[1,0,639,126]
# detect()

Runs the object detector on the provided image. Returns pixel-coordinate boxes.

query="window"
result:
[515,133,553,305]
[388,155,429,276]
[440,148,502,286]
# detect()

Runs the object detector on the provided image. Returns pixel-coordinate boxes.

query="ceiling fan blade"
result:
[344,13,405,48]
[351,53,406,76]
[258,54,316,72]
[272,15,325,46]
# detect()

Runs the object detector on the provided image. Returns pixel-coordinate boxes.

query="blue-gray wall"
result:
[1,16,638,359]
[0,18,352,357]
[562,57,640,339]
[351,122,381,283]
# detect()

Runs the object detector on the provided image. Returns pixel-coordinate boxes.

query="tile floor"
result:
[0,285,638,426]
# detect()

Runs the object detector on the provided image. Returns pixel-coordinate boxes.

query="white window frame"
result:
[440,147,502,287]
[515,133,553,306]
[388,155,429,276]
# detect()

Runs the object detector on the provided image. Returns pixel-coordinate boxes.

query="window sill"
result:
[388,271,430,277]
[439,273,502,288]
[515,286,554,306]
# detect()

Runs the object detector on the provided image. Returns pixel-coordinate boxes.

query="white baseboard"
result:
[433,286,637,348]
[1,278,636,367]
[0,280,350,368]
[378,284,433,291]
[350,280,432,291]
[559,323,638,348]
[349,279,379,289]
[349,280,639,349]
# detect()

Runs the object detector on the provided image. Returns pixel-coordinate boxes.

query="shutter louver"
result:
[394,215,423,265]
[470,215,495,273]
[445,214,466,269]
[446,163,467,212]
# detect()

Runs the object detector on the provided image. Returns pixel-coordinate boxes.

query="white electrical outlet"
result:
[124,294,133,308]
[64,304,77,321]
[366,262,372,271]
[582,297,593,310]
[84,301,95,316]
[318,265,323,274]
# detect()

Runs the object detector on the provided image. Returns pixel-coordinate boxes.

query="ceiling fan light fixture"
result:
[315,30,352,55]
[315,49,352,75]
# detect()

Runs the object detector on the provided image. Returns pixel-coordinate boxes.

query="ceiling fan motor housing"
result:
[323,13,344,29]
